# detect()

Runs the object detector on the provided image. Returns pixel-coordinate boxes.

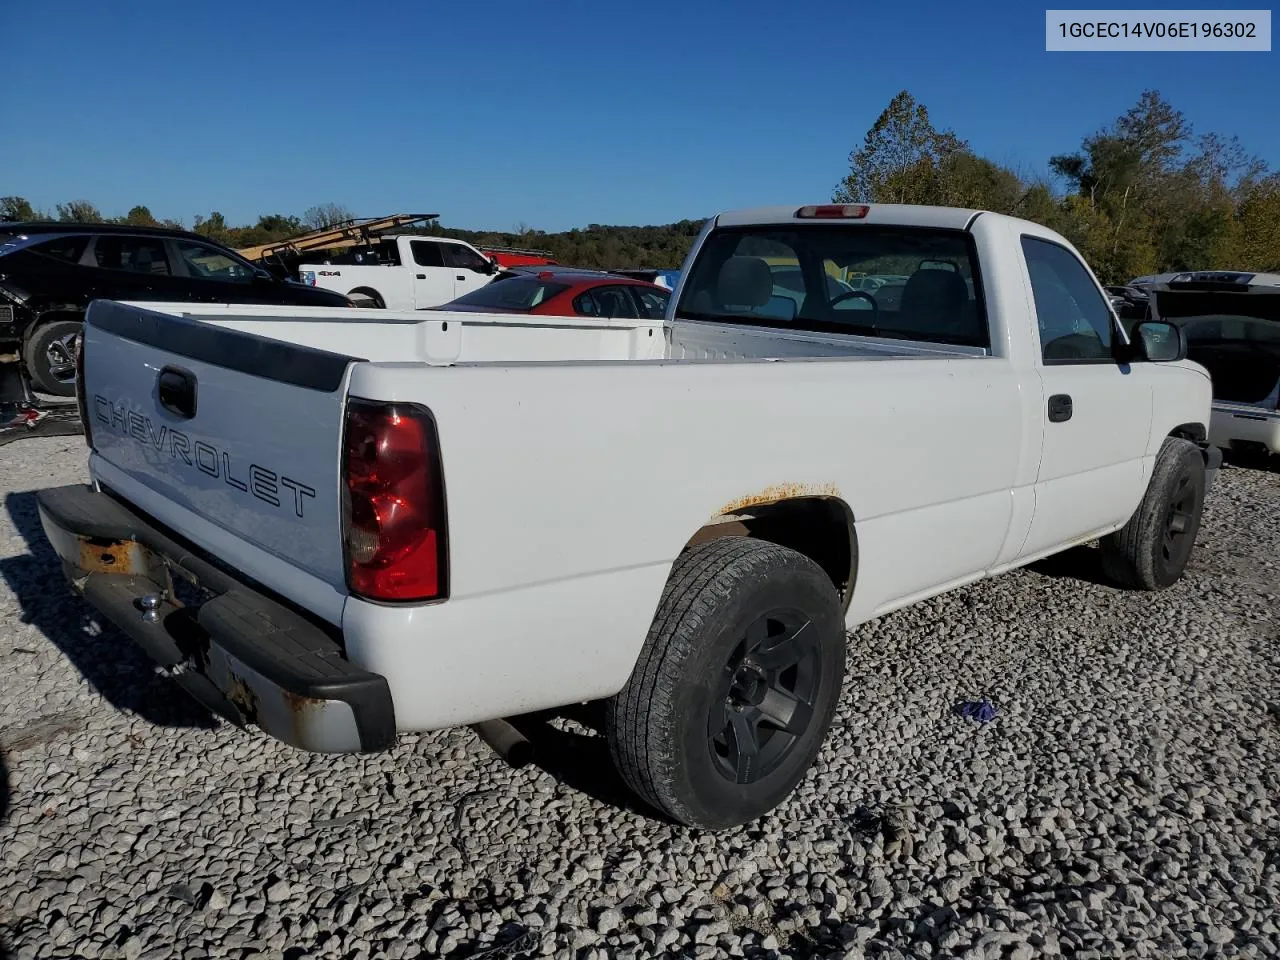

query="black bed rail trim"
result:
[86,300,362,392]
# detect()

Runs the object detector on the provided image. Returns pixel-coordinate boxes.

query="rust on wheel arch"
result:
[714,482,841,518]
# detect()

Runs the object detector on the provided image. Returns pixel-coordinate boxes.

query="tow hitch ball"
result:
[138,594,163,623]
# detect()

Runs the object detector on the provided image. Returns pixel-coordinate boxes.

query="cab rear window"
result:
[676,224,988,348]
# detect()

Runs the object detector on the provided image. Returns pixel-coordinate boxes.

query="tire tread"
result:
[607,537,838,826]
[1100,437,1204,590]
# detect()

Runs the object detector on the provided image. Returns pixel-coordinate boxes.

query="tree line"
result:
[4,88,1277,280]
[833,89,1280,281]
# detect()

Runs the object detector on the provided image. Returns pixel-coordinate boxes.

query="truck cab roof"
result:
[712,203,984,230]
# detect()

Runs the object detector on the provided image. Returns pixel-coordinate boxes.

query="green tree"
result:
[1048,91,1194,280]
[193,211,231,244]
[834,91,968,204]
[1231,177,1280,271]
[122,204,159,226]
[935,152,1026,213]
[0,196,41,221]
[302,203,355,230]
[56,200,103,222]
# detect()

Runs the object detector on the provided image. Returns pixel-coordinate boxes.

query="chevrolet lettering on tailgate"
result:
[93,394,317,518]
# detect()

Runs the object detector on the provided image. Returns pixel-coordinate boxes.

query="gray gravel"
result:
[1,436,1278,960]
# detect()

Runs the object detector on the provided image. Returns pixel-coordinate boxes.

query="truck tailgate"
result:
[81,301,356,595]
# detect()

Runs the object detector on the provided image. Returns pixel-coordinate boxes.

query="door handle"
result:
[1047,394,1073,423]
[455,274,465,281]
[415,273,426,279]
[157,366,197,420]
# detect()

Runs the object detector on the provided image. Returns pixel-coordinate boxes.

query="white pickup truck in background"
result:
[297,234,499,309]
[39,202,1218,830]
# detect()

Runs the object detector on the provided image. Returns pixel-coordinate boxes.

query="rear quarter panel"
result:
[342,353,1027,728]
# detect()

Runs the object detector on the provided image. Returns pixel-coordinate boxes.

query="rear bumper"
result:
[1210,404,1280,456]
[36,483,395,753]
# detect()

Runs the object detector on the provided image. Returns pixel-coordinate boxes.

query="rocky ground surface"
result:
[1,436,1277,960]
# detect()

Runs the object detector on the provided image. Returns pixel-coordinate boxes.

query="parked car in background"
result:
[1150,270,1280,457]
[297,235,500,310]
[433,268,670,318]
[0,223,351,395]
[480,245,558,269]
[1105,284,1150,322]
[1129,272,1180,290]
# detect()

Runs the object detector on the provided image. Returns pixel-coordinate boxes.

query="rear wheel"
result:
[1100,437,1205,590]
[24,319,83,397]
[607,537,845,830]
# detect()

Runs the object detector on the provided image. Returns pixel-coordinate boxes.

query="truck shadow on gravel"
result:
[507,703,650,816]
[1,491,216,731]
[1222,448,1279,473]
[0,750,9,824]
[1025,543,1118,588]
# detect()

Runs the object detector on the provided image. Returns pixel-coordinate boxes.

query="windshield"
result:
[448,276,570,311]
[675,224,988,348]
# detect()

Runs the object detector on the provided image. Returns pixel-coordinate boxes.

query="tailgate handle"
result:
[157,366,197,420]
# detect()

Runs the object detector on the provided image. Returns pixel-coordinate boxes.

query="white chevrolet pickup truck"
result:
[38,203,1219,830]
[297,234,499,310]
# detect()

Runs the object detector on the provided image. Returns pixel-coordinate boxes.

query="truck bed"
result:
[78,299,1010,727]
[130,302,987,365]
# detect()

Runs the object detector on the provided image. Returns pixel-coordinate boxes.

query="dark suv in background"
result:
[0,223,352,395]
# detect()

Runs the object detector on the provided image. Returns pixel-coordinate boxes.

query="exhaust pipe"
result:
[471,718,534,769]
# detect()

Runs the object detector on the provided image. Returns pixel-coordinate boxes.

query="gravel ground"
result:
[1,437,1278,960]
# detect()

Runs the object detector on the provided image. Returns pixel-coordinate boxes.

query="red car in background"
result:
[429,267,670,319]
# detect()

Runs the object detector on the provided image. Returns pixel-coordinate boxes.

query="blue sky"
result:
[1,1,1276,232]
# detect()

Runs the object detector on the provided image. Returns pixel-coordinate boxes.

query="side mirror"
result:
[252,267,275,283]
[1132,320,1186,363]
[485,257,499,275]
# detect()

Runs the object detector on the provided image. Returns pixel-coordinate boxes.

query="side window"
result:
[590,286,639,319]
[630,286,670,319]
[442,244,492,273]
[93,236,170,275]
[33,235,90,263]
[174,240,254,282]
[411,240,445,267]
[573,291,599,316]
[1021,236,1114,363]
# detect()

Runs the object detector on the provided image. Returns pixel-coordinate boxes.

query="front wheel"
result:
[1100,437,1206,590]
[24,319,83,397]
[607,537,846,830]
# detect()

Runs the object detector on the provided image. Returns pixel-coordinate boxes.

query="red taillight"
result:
[74,329,91,449]
[795,204,870,219]
[342,400,448,602]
